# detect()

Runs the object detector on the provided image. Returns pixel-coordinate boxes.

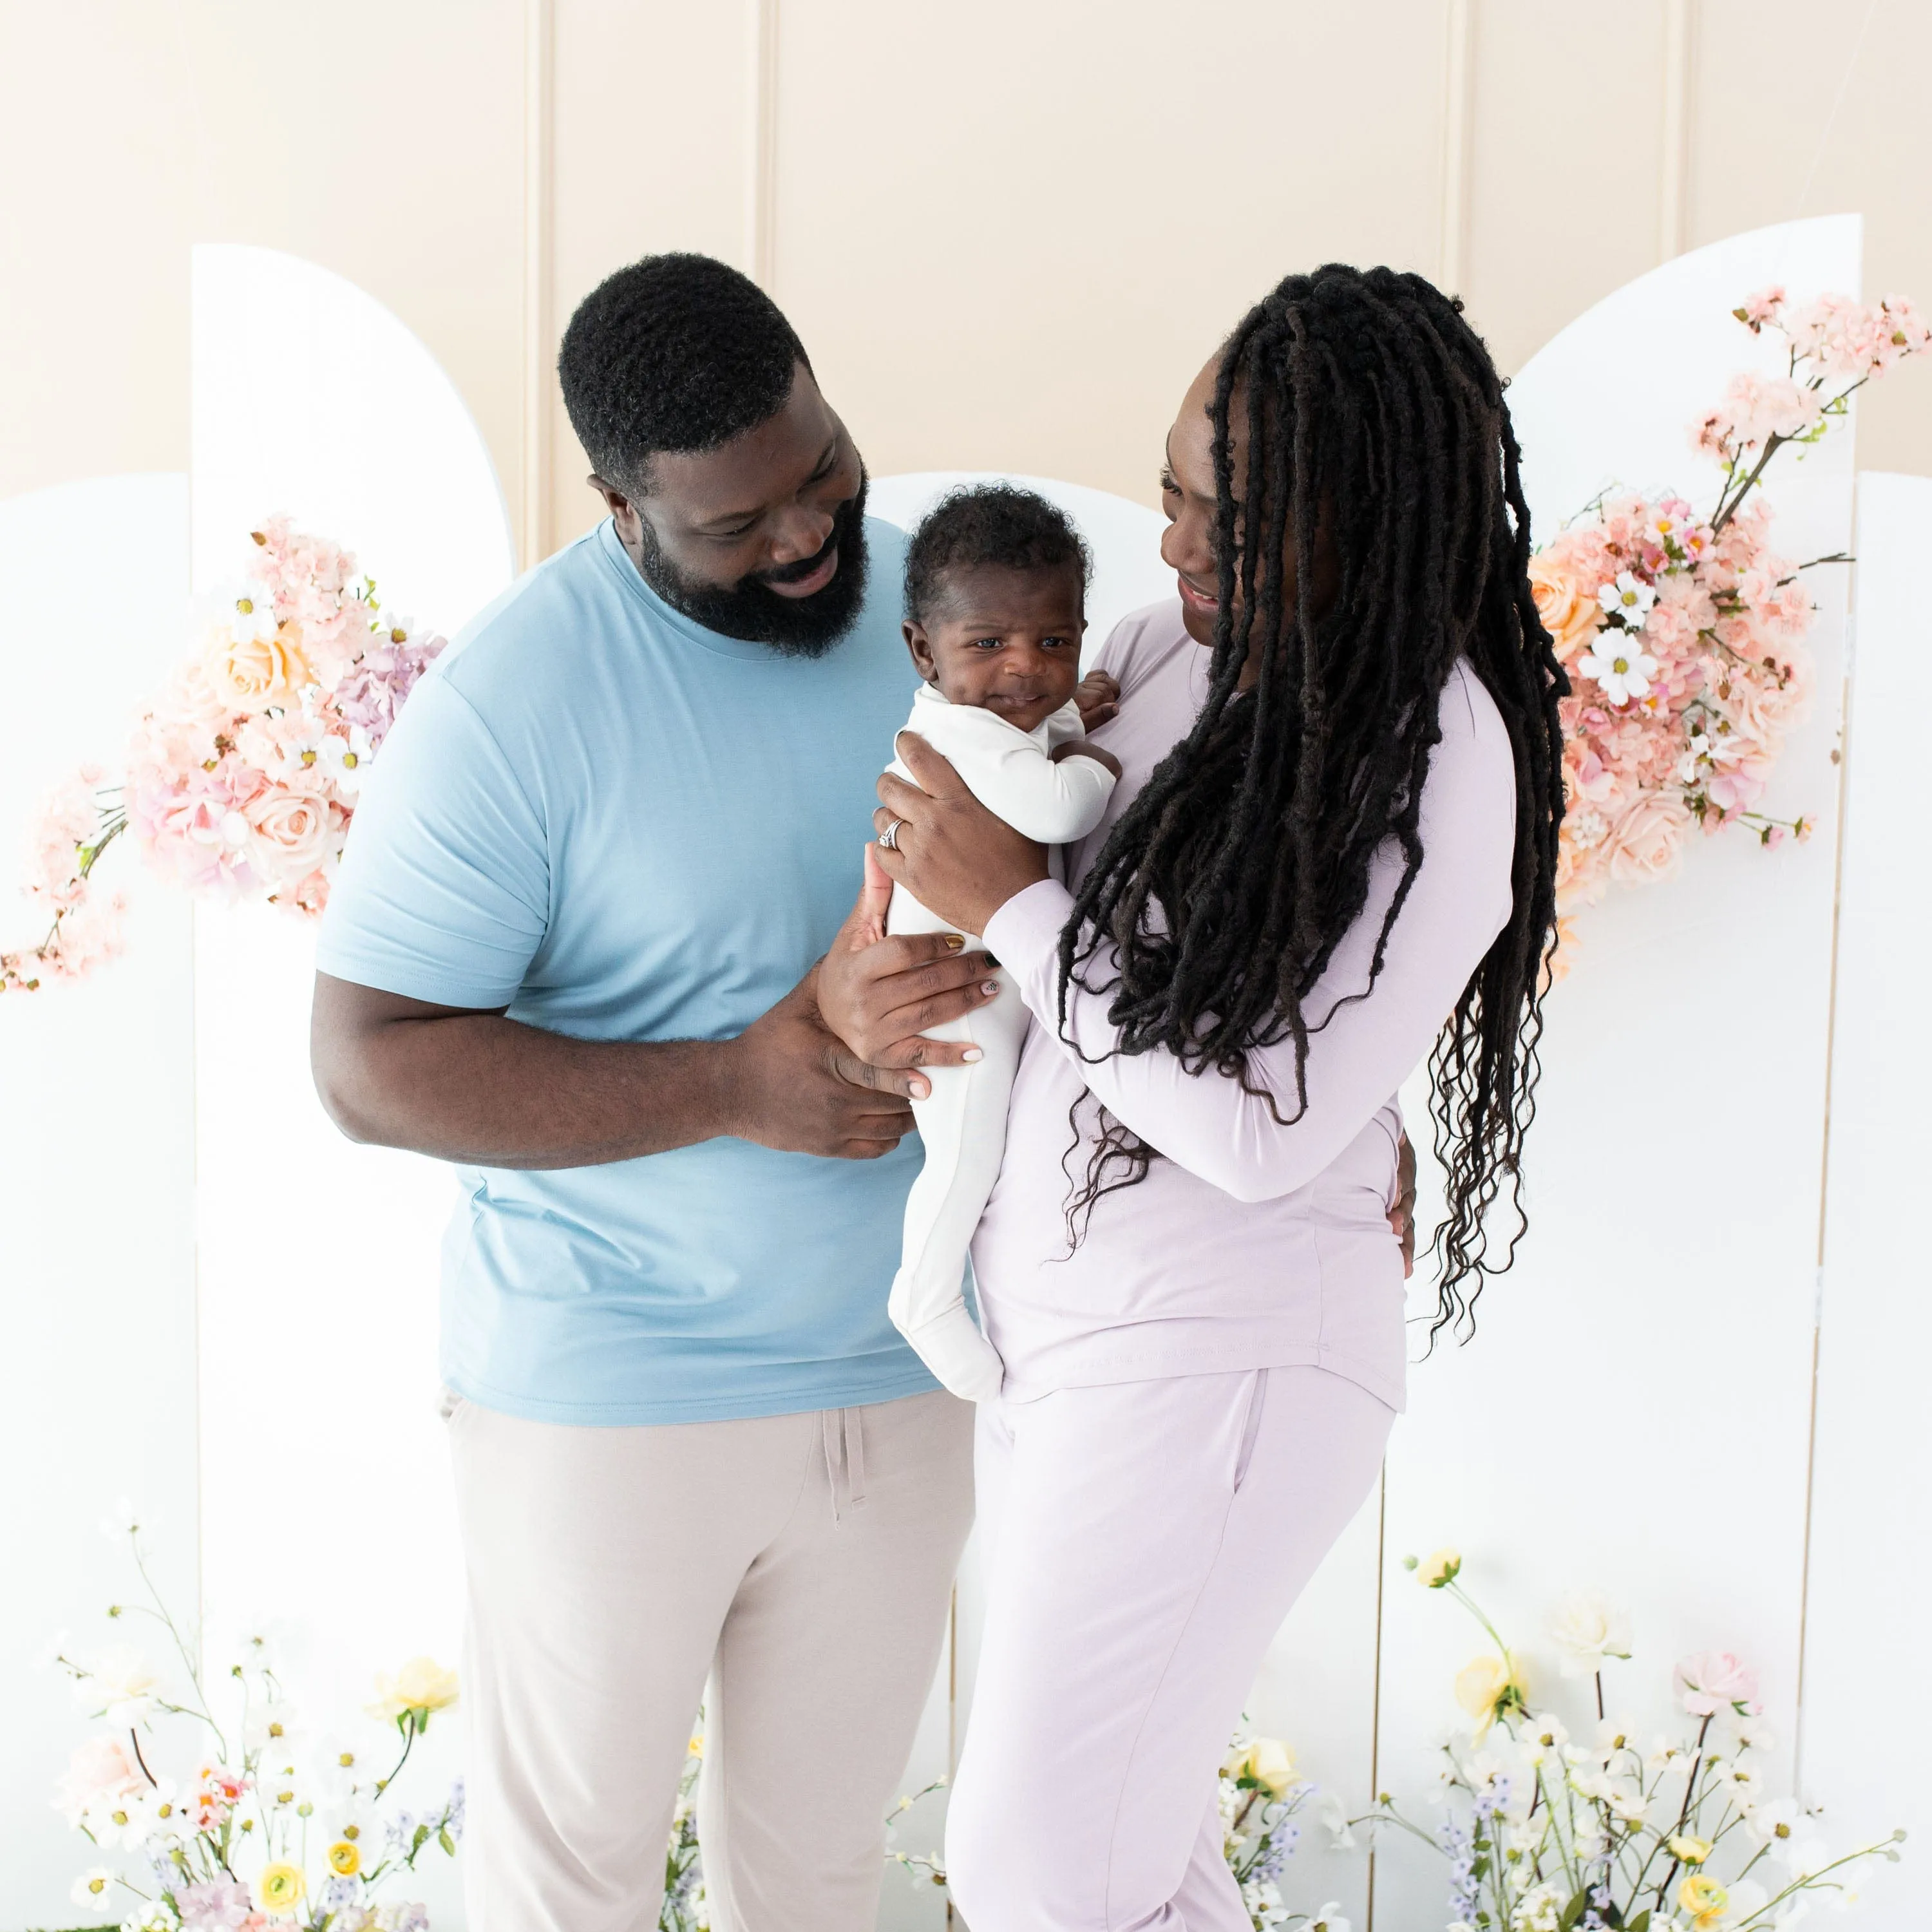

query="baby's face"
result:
[904,563,1088,735]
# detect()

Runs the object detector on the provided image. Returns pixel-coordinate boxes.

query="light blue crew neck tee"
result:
[316,516,937,1425]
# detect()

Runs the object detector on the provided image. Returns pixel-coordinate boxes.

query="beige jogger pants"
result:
[446,1385,975,1932]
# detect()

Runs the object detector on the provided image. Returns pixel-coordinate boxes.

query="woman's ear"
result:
[903,619,940,683]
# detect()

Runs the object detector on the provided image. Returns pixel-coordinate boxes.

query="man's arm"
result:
[311,967,927,1169]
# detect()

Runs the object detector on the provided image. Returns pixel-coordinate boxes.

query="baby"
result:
[883,485,1122,1400]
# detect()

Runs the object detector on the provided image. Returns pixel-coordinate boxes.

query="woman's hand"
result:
[873,732,1050,937]
[813,848,1003,1084]
[1389,1132,1417,1276]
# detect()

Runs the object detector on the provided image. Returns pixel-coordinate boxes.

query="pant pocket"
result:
[1233,1368,1269,1491]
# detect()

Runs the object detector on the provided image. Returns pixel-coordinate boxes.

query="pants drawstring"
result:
[822,1405,868,1522]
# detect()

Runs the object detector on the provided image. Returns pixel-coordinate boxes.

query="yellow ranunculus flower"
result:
[367,1656,460,1727]
[1224,1737,1298,1795]
[328,1840,362,1877]
[256,1862,305,1911]
[1453,1653,1525,1738]
[1678,1873,1728,1927]
[1669,1833,1714,1865]
[1417,1547,1462,1589]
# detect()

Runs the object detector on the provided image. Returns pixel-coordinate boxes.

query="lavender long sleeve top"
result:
[971,602,1518,1412]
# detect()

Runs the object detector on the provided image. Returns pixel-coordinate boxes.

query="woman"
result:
[855,265,1564,1930]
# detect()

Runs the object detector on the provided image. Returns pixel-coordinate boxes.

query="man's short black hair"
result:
[904,484,1092,625]
[558,252,809,495]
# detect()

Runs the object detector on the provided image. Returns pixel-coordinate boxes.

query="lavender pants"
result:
[947,1365,1392,1931]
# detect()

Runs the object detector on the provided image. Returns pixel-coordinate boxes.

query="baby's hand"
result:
[1073,669,1121,732]
[1050,737,1122,779]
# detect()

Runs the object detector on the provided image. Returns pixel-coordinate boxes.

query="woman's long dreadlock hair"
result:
[1057,263,1567,1342]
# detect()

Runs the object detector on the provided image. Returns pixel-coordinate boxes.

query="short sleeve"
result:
[316,672,549,1009]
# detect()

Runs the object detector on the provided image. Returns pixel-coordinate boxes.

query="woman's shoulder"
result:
[1436,659,1514,772]
[1092,598,1195,697]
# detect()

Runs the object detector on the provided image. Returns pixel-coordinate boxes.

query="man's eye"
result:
[1159,468,1180,495]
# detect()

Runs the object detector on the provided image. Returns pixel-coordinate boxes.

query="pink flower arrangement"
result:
[1538,287,1929,971]
[2,517,444,992]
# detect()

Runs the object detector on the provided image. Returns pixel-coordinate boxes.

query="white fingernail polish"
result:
[962,1048,983,1063]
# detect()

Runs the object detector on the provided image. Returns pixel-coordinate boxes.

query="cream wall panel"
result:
[0,1,526,520]
[1462,0,1672,375]
[0,6,200,495]
[545,0,759,552]
[1688,0,1932,477]
[768,0,1450,507]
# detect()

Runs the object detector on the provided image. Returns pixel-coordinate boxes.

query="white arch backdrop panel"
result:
[1800,470,1932,1918]
[190,245,517,1931]
[1372,216,1864,1924]
[0,473,198,1927]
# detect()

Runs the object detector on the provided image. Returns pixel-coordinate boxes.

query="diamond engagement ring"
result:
[877,818,904,851]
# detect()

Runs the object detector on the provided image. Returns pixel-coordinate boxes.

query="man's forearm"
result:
[319,1006,742,1170]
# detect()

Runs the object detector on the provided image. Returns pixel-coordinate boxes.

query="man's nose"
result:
[766,504,836,567]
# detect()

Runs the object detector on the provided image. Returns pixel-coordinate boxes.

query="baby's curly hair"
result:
[904,484,1091,624]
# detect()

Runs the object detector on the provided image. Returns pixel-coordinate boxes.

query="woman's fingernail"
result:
[962,1048,983,1063]
[982,981,1000,996]
[911,1077,930,1097]
[945,934,965,952]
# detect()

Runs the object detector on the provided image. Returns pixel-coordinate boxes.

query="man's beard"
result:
[633,472,871,658]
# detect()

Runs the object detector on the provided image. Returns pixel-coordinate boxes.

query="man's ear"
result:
[587,471,629,515]
[903,619,940,682]
[589,470,652,536]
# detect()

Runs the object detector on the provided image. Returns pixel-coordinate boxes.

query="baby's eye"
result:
[1041,635,1075,650]
[969,635,1004,650]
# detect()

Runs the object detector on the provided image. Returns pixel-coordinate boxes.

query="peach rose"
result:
[245,787,336,888]
[1605,790,1692,885]
[204,619,312,714]
[1528,556,1602,663]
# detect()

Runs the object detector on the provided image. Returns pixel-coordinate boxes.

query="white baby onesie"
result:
[885,681,1118,1400]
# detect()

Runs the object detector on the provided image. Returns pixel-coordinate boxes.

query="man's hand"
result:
[873,733,1050,938]
[1389,1132,1418,1278]
[814,848,1004,1085]
[1073,668,1121,732]
[312,962,928,1170]
[719,971,922,1158]
[1050,737,1122,778]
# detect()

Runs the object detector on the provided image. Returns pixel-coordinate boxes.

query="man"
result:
[310,253,1000,1931]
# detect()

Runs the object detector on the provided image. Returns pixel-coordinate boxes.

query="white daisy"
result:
[1597,570,1658,627]
[316,727,374,795]
[71,1868,117,1915]
[1577,633,1660,706]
